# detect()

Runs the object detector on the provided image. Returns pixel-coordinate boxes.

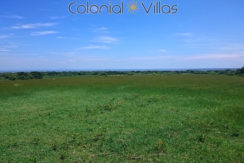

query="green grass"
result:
[0,74,243,162]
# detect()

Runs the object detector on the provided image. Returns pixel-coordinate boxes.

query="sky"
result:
[0,0,244,71]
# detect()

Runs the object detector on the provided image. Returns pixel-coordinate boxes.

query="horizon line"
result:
[0,67,241,73]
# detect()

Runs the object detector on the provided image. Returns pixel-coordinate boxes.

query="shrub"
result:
[30,71,43,79]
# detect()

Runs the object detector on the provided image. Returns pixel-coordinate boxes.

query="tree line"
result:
[0,67,243,80]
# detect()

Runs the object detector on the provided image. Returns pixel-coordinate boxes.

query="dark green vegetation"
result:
[1,66,244,81]
[1,71,43,80]
[0,75,243,162]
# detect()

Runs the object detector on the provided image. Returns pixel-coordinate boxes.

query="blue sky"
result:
[0,0,244,71]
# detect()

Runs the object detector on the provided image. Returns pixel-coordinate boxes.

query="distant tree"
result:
[30,71,43,79]
[92,72,99,75]
[17,72,30,80]
[47,71,59,76]
[3,73,17,80]
[236,66,244,75]
[99,72,107,76]
[240,66,244,74]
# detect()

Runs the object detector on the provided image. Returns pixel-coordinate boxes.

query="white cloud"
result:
[160,49,167,53]
[0,49,9,52]
[130,55,177,61]
[185,54,243,60]
[31,31,58,36]
[56,36,65,39]
[1,52,243,71]
[0,44,18,53]
[79,45,109,50]
[93,36,118,43]
[0,34,13,39]
[130,53,244,62]
[0,15,24,19]
[93,27,109,33]
[12,23,57,29]
[217,43,244,52]
[177,33,192,37]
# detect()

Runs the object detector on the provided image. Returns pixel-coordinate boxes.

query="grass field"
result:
[0,74,243,162]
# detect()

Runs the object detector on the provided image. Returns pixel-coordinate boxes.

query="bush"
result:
[2,73,17,80]
[17,72,31,80]
[236,66,244,75]
[239,66,244,74]
[30,71,43,79]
